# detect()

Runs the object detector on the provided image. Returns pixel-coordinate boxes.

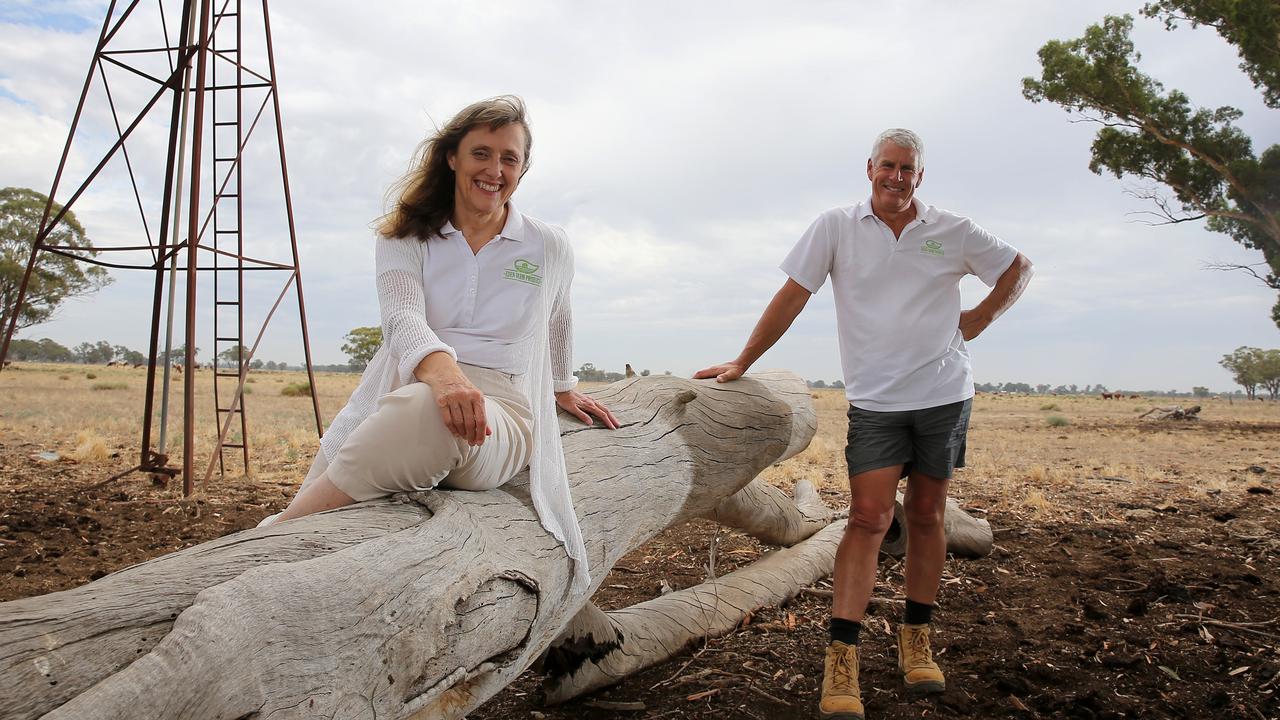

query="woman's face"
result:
[447,123,527,218]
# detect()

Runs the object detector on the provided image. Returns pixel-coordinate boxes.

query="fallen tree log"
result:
[879,493,994,559]
[541,521,846,703]
[1,370,994,719]
[541,487,992,703]
[1139,405,1201,421]
[1,372,815,720]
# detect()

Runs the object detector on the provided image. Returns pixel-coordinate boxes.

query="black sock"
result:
[903,599,934,625]
[830,617,862,646]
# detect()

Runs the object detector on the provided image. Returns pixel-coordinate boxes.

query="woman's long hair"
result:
[377,95,532,240]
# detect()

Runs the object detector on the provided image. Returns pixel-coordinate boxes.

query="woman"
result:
[266,96,616,592]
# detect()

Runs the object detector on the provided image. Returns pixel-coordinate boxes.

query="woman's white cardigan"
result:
[319,212,589,594]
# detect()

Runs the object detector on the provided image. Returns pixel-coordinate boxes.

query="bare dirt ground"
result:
[2,363,1278,719]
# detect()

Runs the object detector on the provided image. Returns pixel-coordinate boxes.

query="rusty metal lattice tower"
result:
[0,0,324,494]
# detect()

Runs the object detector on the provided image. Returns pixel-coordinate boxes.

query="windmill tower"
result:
[0,0,324,494]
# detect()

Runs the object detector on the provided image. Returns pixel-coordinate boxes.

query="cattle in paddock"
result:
[1129,394,1140,399]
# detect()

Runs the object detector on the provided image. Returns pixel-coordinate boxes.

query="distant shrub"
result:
[1046,415,1069,427]
[281,382,310,397]
[59,375,69,380]
[85,372,97,379]
[240,386,253,395]
[1039,403,1059,411]
[246,377,256,384]
[91,382,127,391]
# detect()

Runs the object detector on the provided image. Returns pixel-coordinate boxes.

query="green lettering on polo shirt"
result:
[504,258,543,286]
[920,239,944,257]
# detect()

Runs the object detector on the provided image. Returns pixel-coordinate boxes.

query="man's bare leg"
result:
[897,470,950,696]
[902,471,949,604]
[821,464,902,719]
[832,464,904,621]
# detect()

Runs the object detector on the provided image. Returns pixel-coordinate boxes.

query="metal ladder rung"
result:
[213,121,238,127]
[220,443,245,450]
[215,372,242,378]
[215,300,239,306]
[214,336,241,342]
[216,407,242,414]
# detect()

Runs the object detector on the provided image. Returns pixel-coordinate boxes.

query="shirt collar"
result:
[856,196,934,224]
[439,202,526,241]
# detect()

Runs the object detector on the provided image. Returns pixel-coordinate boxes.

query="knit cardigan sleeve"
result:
[374,235,456,383]
[547,231,578,394]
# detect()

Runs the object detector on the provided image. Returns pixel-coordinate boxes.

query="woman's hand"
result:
[555,390,619,429]
[415,352,490,445]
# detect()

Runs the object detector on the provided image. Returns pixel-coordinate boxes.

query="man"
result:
[695,128,1033,720]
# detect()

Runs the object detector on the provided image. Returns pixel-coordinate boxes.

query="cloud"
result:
[2,0,1277,392]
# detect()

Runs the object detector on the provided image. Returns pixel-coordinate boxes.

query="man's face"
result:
[866,142,923,215]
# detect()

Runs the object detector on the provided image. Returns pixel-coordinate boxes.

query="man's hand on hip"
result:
[958,309,991,341]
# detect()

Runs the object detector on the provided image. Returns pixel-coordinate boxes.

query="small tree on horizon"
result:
[341,326,382,369]
[1220,346,1266,399]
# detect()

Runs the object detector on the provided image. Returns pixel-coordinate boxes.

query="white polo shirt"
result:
[780,197,1018,411]
[423,204,546,373]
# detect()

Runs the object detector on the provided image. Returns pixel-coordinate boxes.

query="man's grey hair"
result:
[870,128,925,165]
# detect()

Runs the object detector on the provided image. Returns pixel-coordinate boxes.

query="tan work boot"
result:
[897,623,946,696]
[819,640,865,720]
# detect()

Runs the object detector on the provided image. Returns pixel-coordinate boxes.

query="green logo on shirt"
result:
[505,258,543,286]
[921,239,944,257]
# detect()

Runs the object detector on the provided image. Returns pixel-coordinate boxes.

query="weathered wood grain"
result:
[1,371,815,720]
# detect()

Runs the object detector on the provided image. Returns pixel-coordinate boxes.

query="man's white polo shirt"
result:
[780,197,1018,412]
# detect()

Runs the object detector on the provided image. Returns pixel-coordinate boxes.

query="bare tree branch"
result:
[1203,261,1280,289]
[1122,185,1208,225]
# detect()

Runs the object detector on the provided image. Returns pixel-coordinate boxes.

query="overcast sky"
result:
[2,0,1277,393]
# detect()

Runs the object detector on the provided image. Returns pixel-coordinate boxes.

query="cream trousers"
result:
[307,364,534,502]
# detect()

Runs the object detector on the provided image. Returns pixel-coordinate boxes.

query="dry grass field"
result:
[2,362,1278,718]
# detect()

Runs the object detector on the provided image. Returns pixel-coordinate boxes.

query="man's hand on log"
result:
[555,390,619,429]
[693,360,746,383]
